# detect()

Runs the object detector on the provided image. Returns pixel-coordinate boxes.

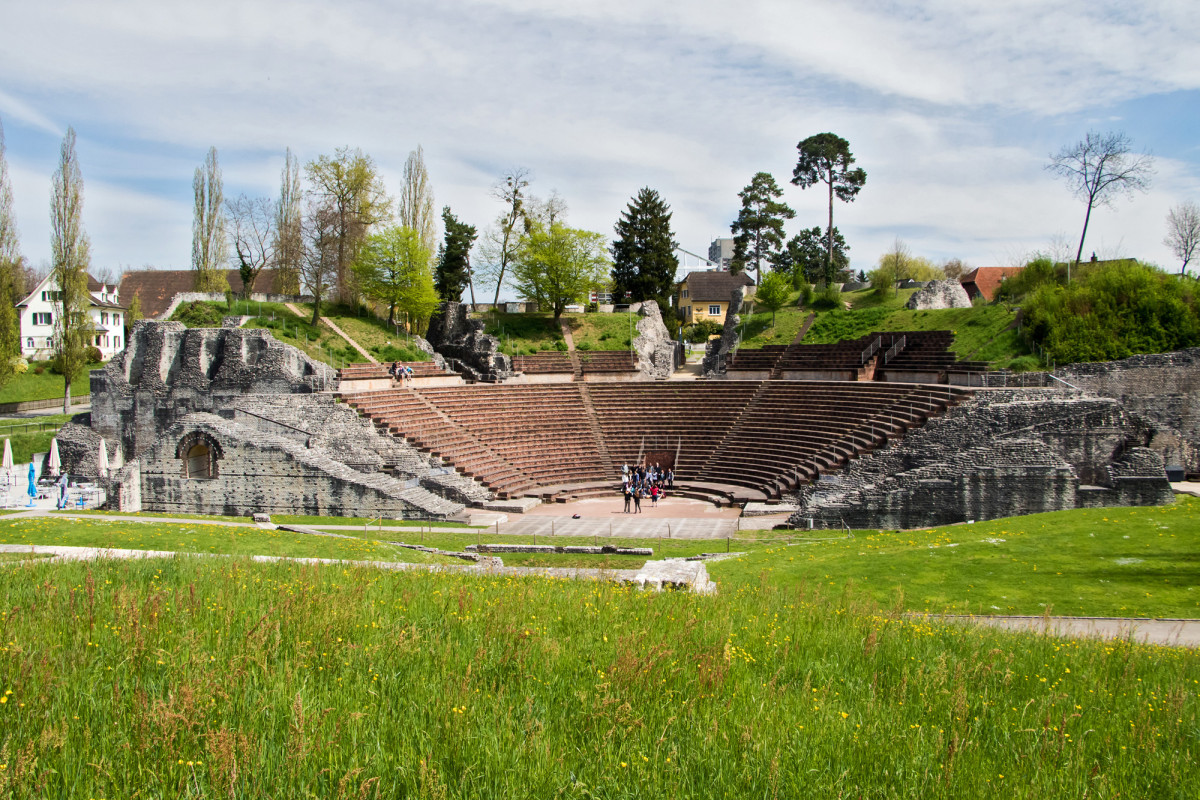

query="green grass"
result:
[295,303,432,363]
[785,288,1035,367]
[0,556,1195,798]
[476,310,564,355]
[710,498,1200,618]
[170,301,363,368]
[735,291,811,348]
[0,368,94,404]
[0,551,54,562]
[0,517,457,564]
[0,413,75,463]
[565,311,638,351]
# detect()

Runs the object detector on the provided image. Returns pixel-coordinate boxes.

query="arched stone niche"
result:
[175,431,224,479]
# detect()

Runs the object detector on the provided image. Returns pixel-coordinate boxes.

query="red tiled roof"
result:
[678,270,754,303]
[960,266,1024,302]
[119,269,279,319]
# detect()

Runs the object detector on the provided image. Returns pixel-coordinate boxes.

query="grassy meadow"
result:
[0,555,1196,799]
[0,368,94,405]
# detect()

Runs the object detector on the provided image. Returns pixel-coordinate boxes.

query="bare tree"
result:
[50,127,94,413]
[1164,201,1200,277]
[226,195,276,298]
[0,117,22,382]
[1046,131,1153,275]
[301,201,339,326]
[477,168,529,306]
[398,145,438,261]
[273,147,303,295]
[524,190,568,230]
[941,258,966,280]
[192,147,229,293]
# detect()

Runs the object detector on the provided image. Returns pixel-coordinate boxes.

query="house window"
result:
[101,312,108,325]
[709,305,721,316]
[26,338,33,349]
[114,338,120,349]
[682,289,689,299]
[95,336,102,346]
[114,314,121,326]
[41,290,61,302]
[33,312,52,326]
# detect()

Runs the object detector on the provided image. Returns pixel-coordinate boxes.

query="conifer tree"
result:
[611,187,679,304]
[730,173,794,285]
[435,207,477,302]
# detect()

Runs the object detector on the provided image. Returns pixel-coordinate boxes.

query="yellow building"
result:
[675,270,754,325]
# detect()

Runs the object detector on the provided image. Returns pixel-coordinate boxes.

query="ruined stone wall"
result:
[790,389,1172,530]
[701,288,744,377]
[139,414,464,519]
[1057,348,1200,474]
[633,301,677,380]
[91,321,335,461]
[426,302,512,382]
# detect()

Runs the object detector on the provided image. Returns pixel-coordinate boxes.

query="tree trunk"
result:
[387,303,395,328]
[1073,197,1095,280]
[310,295,321,327]
[826,173,835,286]
[63,377,71,414]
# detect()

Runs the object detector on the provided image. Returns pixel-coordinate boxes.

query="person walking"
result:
[623,483,632,513]
[633,485,642,514]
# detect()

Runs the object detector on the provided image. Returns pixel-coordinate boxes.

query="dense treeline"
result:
[1008,259,1200,364]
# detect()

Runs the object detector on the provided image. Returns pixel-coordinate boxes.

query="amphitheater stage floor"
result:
[488,495,791,540]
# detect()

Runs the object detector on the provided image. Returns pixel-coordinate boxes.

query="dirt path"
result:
[282,303,377,364]
[928,614,1200,648]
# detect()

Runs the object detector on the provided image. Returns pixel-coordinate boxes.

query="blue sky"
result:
[2,0,1198,287]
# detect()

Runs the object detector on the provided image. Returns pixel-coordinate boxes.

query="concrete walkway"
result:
[929,614,1200,648]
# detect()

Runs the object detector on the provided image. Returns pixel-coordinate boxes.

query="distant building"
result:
[17,273,126,360]
[675,270,754,326]
[707,238,735,271]
[959,266,1024,302]
[119,268,280,320]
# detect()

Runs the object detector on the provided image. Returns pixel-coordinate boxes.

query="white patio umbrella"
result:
[98,438,109,477]
[1,438,11,476]
[47,438,61,477]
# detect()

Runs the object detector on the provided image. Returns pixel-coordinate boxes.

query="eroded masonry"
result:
[52,303,1191,527]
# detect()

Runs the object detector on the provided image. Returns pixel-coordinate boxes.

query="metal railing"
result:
[861,336,881,365]
[883,335,907,365]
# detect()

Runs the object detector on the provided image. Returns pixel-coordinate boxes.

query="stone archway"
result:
[175,431,223,479]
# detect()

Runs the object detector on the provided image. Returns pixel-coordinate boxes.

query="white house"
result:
[16,273,127,361]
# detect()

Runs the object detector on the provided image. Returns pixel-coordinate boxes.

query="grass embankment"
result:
[0,368,94,404]
[0,517,457,564]
[0,413,75,464]
[294,303,430,363]
[566,311,638,351]
[711,498,1200,618]
[476,310,564,356]
[171,300,367,368]
[0,556,1195,798]
[734,287,1035,369]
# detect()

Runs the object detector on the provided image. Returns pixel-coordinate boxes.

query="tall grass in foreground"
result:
[0,558,1196,798]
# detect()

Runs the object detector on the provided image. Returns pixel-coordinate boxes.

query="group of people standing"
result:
[620,463,674,514]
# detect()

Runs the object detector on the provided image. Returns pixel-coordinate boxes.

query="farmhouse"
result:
[674,270,754,326]
[17,273,126,360]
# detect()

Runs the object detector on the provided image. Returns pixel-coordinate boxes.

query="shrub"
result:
[684,320,723,343]
[33,365,44,376]
[554,340,568,351]
[86,346,104,364]
[575,341,591,351]
[811,285,844,310]
[11,357,28,376]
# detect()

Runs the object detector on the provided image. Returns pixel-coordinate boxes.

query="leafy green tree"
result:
[305,147,390,304]
[611,187,679,304]
[755,270,791,327]
[729,172,794,285]
[354,226,439,333]
[435,206,477,302]
[50,127,94,413]
[777,226,849,284]
[512,222,609,319]
[792,133,866,285]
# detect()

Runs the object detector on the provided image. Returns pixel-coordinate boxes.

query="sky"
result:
[2,0,1199,292]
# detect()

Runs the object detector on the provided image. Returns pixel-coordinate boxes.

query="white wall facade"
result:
[17,274,126,361]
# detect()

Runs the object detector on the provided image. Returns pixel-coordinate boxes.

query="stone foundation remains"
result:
[633,301,678,380]
[702,288,745,377]
[906,279,972,310]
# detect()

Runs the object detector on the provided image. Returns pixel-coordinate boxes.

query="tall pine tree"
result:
[611,188,678,304]
[730,173,794,285]
[434,206,477,302]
